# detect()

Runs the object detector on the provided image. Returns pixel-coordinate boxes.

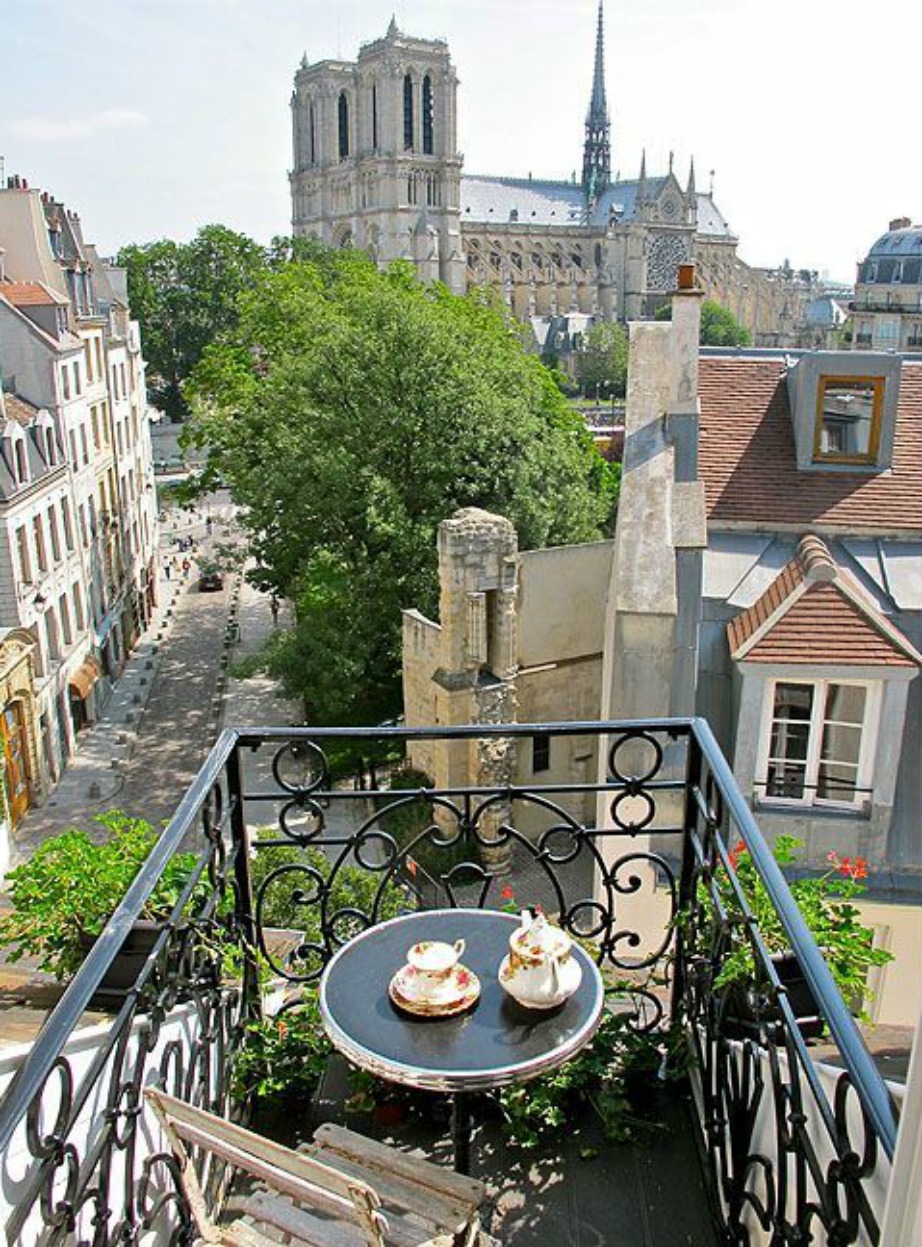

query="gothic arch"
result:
[337,91,350,159]
[403,73,414,150]
[422,73,434,154]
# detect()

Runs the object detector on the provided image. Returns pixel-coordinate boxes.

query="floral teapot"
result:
[499,910,582,1010]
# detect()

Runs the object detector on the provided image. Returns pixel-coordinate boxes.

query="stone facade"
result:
[852,217,922,353]
[291,13,828,348]
[401,509,611,842]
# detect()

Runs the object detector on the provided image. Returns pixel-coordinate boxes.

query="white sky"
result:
[1,0,920,283]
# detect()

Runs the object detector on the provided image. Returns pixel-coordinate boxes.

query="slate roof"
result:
[460,175,733,237]
[727,534,920,668]
[698,356,922,534]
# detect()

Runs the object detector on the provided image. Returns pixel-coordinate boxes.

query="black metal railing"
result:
[0,721,898,1245]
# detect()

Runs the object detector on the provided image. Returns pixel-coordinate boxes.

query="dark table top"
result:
[319,909,604,1092]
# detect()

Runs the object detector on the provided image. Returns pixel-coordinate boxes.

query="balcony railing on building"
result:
[0,720,898,1244]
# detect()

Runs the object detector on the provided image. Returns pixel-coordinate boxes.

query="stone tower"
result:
[290,19,465,291]
[581,1,611,210]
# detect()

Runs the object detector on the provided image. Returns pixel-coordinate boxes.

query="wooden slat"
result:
[148,1090,375,1206]
[301,1144,472,1239]
[312,1125,483,1206]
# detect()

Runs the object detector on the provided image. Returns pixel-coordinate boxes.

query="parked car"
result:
[198,571,225,592]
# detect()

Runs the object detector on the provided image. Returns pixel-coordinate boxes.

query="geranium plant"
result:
[712,834,892,1011]
[0,812,199,980]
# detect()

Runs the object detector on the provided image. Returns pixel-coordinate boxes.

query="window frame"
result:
[532,732,551,775]
[754,677,880,811]
[812,374,884,466]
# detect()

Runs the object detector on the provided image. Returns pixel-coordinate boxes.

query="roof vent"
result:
[889,216,911,231]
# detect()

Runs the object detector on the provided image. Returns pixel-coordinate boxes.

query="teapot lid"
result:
[512,909,568,956]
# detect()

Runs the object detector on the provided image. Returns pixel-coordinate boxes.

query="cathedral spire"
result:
[582,1,610,206]
[686,156,696,197]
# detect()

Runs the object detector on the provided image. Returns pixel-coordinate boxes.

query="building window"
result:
[813,375,883,464]
[309,102,316,164]
[532,733,551,775]
[757,680,875,808]
[59,593,72,647]
[422,74,434,154]
[72,361,80,395]
[16,527,31,582]
[44,427,56,464]
[33,515,48,574]
[48,507,61,563]
[61,500,74,550]
[371,83,378,151]
[13,439,28,485]
[338,92,349,159]
[61,365,71,402]
[403,74,414,150]
[73,583,85,631]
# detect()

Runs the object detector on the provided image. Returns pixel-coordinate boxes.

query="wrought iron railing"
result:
[0,721,898,1245]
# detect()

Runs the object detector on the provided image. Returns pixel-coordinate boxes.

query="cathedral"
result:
[290,7,812,340]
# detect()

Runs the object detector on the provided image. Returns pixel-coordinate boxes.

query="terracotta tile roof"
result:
[0,281,66,307]
[727,535,921,667]
[699,356,922,533]
[2,393,39,427]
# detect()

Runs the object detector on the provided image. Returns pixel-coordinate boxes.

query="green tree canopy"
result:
[654,298,751,347]
[188,249,617,723]
[118,225,267,420]
[576,322,629,398]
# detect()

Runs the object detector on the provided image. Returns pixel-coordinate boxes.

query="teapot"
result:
[499,910,582,1010]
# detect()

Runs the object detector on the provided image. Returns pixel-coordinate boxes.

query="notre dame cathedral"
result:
[290,6,816,342]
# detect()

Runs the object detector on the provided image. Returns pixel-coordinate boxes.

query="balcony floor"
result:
[286,1061,722,1246]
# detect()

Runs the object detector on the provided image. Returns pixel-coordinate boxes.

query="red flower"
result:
[500,885,515,901]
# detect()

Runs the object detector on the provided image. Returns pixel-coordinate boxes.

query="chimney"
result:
[670,262,703,418]
[890,216,911,231]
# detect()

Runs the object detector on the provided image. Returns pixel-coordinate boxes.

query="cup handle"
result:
[453,938,466,958]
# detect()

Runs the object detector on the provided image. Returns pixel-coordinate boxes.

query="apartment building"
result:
[0,177,158,845]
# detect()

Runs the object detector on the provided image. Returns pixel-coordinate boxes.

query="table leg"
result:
[451,1092,473,1175]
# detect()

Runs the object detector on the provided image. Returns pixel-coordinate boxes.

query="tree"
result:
[576,322,628,398]
[188,249,618,723]
[119,225,267,420]
[654,299,751,347]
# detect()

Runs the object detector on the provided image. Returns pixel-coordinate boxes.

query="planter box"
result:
[720,951,824,1045]
[78,920,169,1008]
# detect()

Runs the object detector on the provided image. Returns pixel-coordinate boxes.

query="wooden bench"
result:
[146,1089,490,1246]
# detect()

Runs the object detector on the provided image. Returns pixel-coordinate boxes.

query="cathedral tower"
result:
[581,2,611,207]
[290,20,464,291]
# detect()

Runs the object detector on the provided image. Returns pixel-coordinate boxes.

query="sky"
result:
[1,0,920,284]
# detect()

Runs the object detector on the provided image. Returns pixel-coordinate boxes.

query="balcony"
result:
[0,721,898,1244]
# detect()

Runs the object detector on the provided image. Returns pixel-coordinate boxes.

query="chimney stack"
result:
[889,216,912,231]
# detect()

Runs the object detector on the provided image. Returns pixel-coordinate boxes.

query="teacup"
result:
[406,939,465,999]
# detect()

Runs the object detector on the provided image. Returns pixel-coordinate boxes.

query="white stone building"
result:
[290,8,827,347]
[0,177,159,840]
[852,217,922,353]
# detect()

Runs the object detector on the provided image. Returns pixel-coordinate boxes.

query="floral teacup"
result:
[405,938,466,1000]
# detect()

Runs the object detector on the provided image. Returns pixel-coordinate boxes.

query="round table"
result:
[319,909,604,1172]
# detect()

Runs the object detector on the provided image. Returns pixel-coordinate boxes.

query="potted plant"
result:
[232,989,333,1145]
[0,811,199,1000]
[701,836,892,1040]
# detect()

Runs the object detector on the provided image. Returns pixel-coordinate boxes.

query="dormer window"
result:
[786,351,900,474]
[14,438,28,485]
[814,376,883,464]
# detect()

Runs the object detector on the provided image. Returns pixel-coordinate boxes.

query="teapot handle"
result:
[453,938,466,959]
[550,952,560,995]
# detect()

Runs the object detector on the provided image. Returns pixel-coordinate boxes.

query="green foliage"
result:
[233,989,332,1100]
[711,836,892,1012]
[576,321,629,397]
[654,299,751,347]
[118,225,267,420]
[187,247,618,723]
[0,812,198,980]
[249,841,405,939]
[499,1006,662,1149]
[377,766,473,879]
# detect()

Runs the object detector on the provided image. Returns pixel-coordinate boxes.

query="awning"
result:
[69,656,102,700]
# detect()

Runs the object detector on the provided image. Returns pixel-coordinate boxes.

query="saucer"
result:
[388,963,481,1018]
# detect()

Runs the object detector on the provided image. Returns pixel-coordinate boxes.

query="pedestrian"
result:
[270,596,280,627]
[182,557,191,576]
[164,561,171,581]
[206,516,213,535]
